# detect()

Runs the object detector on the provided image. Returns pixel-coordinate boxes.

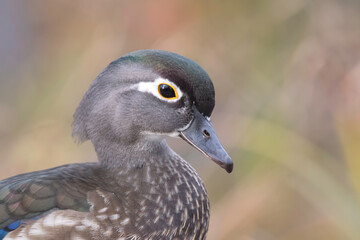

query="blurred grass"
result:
[0,0,360,239]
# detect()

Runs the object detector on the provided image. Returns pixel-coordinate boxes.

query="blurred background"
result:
[0,0,360,239]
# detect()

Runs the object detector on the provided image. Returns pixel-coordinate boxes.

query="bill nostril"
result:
[203,129,210,138]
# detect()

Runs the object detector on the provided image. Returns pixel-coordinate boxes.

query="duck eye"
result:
[158,83,178,99]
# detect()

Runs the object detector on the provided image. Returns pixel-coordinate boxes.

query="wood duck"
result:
[0,50,233,240]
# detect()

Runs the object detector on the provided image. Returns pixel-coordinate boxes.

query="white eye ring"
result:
[136,77,183,102]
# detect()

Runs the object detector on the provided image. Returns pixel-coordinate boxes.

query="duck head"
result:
[72,50,233,173]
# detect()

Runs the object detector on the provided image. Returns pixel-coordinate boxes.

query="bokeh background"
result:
[1,0,360,239]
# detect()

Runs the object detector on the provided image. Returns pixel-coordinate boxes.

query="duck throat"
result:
[93,136,172,167]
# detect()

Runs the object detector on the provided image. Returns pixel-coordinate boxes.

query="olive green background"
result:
[0,1,360,239]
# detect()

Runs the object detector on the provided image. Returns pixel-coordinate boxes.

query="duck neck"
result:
[93,136,173,169]
[92,135,210,238]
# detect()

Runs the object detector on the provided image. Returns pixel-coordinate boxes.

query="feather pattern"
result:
[2,154,209,239]
[0,163,102,232]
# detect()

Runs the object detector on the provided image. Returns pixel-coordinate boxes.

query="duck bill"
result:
[179,108,233,173]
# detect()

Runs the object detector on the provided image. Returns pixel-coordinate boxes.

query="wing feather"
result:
[0,162,102,229]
